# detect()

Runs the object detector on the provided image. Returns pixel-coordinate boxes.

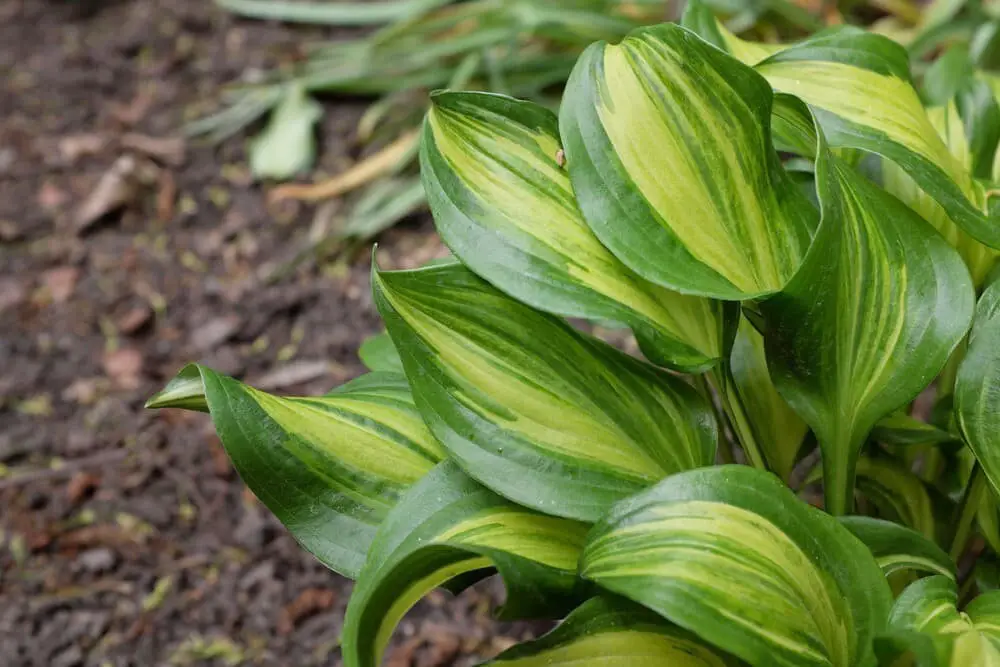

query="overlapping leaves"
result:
[373,261,717,522]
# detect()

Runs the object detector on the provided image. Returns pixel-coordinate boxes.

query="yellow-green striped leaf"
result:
[145,366,444,579]
[856,458,938,540]
[871,412,961,448]
[581,465,892,667]
[883,576,1000,666]
[373,261,717,522]
[483,596,741,666]
[883,103,1000,288]
[955,271,1000,501]
[761,128,974,516]
[729,317,808,481]
[421,91,731,371]
[341,462,588,667]
[839,516,954,580]
[559,23,818,300]
[754,28,1000,251]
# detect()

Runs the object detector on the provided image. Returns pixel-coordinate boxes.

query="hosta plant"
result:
[150,3,1000,664]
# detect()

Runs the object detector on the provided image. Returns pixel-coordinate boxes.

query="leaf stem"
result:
[821,446,856,517]
[695,374,734,464]
[710,366,767,471]
[950,463,986,563]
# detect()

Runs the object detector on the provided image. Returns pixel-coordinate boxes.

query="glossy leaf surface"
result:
[560,23,817,300]
[341,462,587,667]
[146,366,443,579]
[374,262,717,522]
[421,91,729,371]
[762,130,974,515]
[581,465,892,667]
[839,516,954,579]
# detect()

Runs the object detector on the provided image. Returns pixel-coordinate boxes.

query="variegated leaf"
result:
[871,412,960,448]
[484,596,742,666]
[421,91,731,371]
[729,318,808,481]
[581,465,892,667]
[856,458,938,540]
[341,462,587,667]
[754,28,1000,251]
[146,366,444,579]
[761,129,974,515]
[373,261,717,522]
[559,23,818,300]
[884,576,1000,666]
[839,517,954,579]
[883,102,1000,288]
[955,271,1000,500]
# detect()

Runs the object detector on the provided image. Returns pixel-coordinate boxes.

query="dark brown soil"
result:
[0,1,535,664]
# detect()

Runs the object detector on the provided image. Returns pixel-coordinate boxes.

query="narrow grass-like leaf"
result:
[373,261,717,522]
[559,23,817,300]
[839,516,954,579]
[755,28,1000,250]
[341,462,588,667]
[761,127,974,515]
[729,318,808,481]
[146,366,444,579]
[215,0,452,25]
[421,91,731,371]
[887,576,1000,665]
[483,596,741,666]
[581,465,892,667]
[955,272,1000,499]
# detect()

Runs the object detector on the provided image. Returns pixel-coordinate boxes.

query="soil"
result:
[0,1,537,664]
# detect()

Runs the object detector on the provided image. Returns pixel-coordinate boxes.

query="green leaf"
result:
[882,102,1000,288]
[215,0,451,25]
[855,458,938,539]
[373,261,717,522]
[421,90,731,372]
[357,332,404,374]
[955,272,1000,501]
[871,412,961,448]
[248,84,323,180]
[341,462,588,667]
[729,318,808,481]
[146,366,444,579]
[581,465,892,667]
[886,576,1000,665]
[559,23,817,300]
[761,124,975,516]
[483,596,741,666]
[754,28,1000,251]
[838,516,954,579]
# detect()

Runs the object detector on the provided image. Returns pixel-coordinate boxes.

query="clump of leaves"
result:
[194,0,826,249]
[152,2,1000,663]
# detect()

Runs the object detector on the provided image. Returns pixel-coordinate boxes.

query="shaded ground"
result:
[0,1,537,664]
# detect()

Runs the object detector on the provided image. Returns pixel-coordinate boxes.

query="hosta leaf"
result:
[885,576,1000,666]
[729,318,808,481]
[357,331,404,373]
[146,366,444,579]
[373,261,717,522]
[341,462,588,667]
[559,23,818,300]
[838,516,954,579]
[761,129,974,515]
[871,412,960,448]
[883,102,1000,288]
[421,91,730,372]
[581,465,892,667]
[248,84,322,180]
[955,271,1000,499]
[754,28,1000,250]
[483,596,741,666]
[856,458,937,539]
